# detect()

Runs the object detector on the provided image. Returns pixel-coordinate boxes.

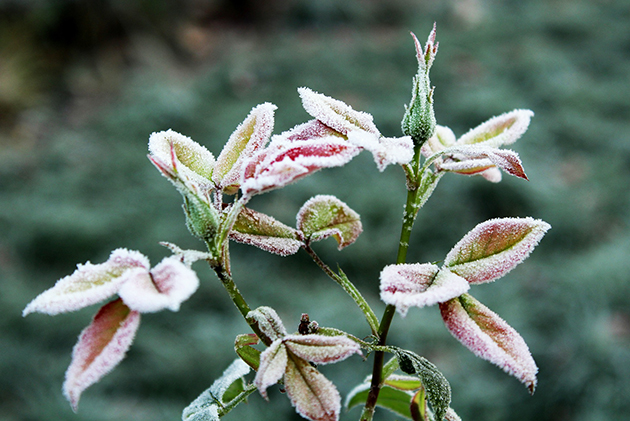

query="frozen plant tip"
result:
[23,23,551,421]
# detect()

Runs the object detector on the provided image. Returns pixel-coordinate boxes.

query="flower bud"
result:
[402,24,438,147]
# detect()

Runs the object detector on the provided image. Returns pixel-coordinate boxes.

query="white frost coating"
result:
[458,109,534,148]
[240,138,361,197]
[182,359,250,421]
[284,357,341,421]
[347,131,414,171]
[445,407,462,421]
[117,257,200,313]
[23,248,149,316]
[421,125,456,157]
[440,295,538,392]
[63,300,141,411]
[247,306,288,341]
[271,119,342,144]
[298,87,380,136]
[444,217,551,284]
[229,232,303,256]
[213,103,276,193]
[380,264,469,316]
[254,339,288,399]
[148,129,215,192]
[283,334,361,364]
[439,145,528,180]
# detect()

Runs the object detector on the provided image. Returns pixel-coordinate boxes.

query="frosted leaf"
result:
[159,242,214,266]
[23,249,149,316]
[230,206,302,256]
[254,339,288,400]
[298,87,380,136]
[148,129,215,194]
[440,145,528,180]
[117,257,200,313]
[283,334,361,364]
[345,382,417,418]
[284,355,341,421]
[182,359,251,421]
[421,125,457,157]
[445,407,462,421]
[296,195,362,250]
[246,306,287,342]
[347,131,414,171]
[444,217,551,284]
[241,138,361,197]
[213,103,277,194]
[458,109,534,148]
[383,374,422,391]
[380,264,469,317]
[272,119,345,144]
[63,298,141,411]
[440,294,538,393]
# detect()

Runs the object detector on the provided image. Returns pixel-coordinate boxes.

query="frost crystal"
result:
[380,264,470,316]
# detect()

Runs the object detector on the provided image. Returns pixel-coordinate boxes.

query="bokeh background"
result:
[2,1,629,420]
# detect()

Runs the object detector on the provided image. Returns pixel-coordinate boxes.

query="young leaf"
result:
[346,383,416,419]
[240,139,361,197]
[439,294,538,393]
[298,87,381,136]
[457,109,534,148]
[296,195,362,250]
[23,249,149,316]
[444,217,551,284]
[235,333,261,371]
[273,119,345,143]
[213,103,277,194]
[380,264,469,316]
[117,256,200,313]
[246,306,287,342]
[230,206,303,256]
[347,131,414,171]
[182,359,251,421]
[421,125,456,157]
[410,386,428,421]
[393,348,451,421]
[439,146,528,180]
[254,339,288,400]
[63,298,141,411]
[283,334,361,364]
[284,355,341,421]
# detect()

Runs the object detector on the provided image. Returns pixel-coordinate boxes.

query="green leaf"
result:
[234,334,261,371]
[410,387,428,421]
[296,195,362,250]
[393,348,451,421]
[230,206,302,256]
[346,383,415,419]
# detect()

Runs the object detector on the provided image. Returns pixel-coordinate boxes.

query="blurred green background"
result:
[2,0,629,420]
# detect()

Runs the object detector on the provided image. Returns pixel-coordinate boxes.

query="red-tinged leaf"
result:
[254,339,288,400]
[148,129,215,191]
[440,294,538,393]
[284,354,341,421]
[421,125,456,157]
[230,206,303,256]
[296,195,362,250]
[23,249,149,316]
[235,334,261,371]
[439,146,528,181]
[298,87,380,136]
[380,264,469,316]
[213,103,276,194]
[410,387,429,421]
[63,298,140,411]
[444,217,551,284]
[457,109,533,148]
[241,139,360,197]
[445,407,463,421]
[412,23,438,70]
[117,257,199,313]
[283,334,361,365]
[273,119,345,143]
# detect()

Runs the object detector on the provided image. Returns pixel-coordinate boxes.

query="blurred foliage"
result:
[1,0,630,420]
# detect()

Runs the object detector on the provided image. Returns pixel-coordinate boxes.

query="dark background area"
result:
[1,1,629,420]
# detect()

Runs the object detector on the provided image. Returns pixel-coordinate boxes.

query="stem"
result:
[303,244,380,336]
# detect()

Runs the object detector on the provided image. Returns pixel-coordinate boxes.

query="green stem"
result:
[303,244,380,336]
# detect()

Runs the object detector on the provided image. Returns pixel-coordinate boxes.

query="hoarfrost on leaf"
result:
[283,334,361,364]
[347,131,414,171]
[458,109,534,148]
[246,306,288,342]
[444,217,551,284]
[230,206,302,256]
[380,264,470,316]
[439,294,538,393]
[254,339,288,400]
[63,298,140,411]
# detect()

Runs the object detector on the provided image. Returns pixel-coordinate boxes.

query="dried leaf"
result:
[117,256,199,313]
[284,354,341,421]
[298,87,380,136]
[296,195,362,250]
[254,339,288,400]
[283,334,361,364]
[439,294,538,393]
[230,206,302,256]
[380,264,469,316]
[444,217,551,284]
[23,249,149,316]
[457,109,534,148]
[63,298,141,411]
[213,103,276,194]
